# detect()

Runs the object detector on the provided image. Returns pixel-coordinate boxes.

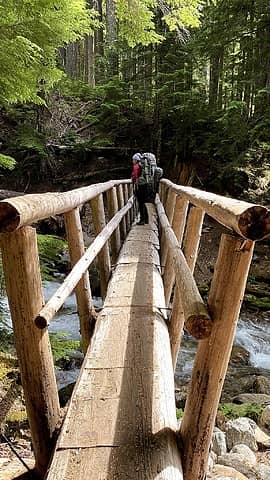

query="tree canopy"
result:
[0,0,98,104]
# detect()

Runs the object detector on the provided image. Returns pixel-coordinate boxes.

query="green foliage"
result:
[176,408,184,419]
[15,125,47,158]
[0,0,99,104]
[49,332,80,363]
[37,234,68,281]
[0,153,16,170]
[115,0,200,47]
[218,403,264,422]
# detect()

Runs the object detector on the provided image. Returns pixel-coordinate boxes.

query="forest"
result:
[0,0,269,201]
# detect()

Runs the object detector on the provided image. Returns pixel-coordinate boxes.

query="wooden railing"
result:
[0,178,269,480]
[158,178,270,480]
[0,180,134,477]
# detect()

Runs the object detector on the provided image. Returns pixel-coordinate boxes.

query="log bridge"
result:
[0,179,269,480]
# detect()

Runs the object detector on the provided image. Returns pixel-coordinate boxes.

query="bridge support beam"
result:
[90,194,111,299]
[163,195,188,305]
[106,187,121,264]
[180,234,254,480]
[116,184,127,242]
[0,227,60,478]
[169,204,203,369]
[64,208,97,354]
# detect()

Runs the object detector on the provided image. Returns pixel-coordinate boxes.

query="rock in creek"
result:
[207,464,249,479]
[253,463,270,480]
[253,376,270,395]
[232,394,270,406]
[230,444,257,464]
[259,405,270,434]
[212,427,227,456]
[217,453,256,479]
[225,417,258,451]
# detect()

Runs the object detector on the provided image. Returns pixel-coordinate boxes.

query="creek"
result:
[1,280,270,395]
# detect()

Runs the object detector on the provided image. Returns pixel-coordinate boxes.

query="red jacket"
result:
[131,163,141,182]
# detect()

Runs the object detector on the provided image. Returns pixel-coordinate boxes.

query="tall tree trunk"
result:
[254,19,270,116]
[106,0,118,76]
[209,50,220,108]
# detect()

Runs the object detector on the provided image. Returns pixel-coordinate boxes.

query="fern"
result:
[0,153,16,170]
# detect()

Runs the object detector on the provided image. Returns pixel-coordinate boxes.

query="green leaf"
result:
[0,153,16,170]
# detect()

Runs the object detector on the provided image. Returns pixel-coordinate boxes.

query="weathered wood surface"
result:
[161,179,270,240]
[0,179,131,233]
[180,235,254,480]
[0,227,60,477]
[64,208,97,353]
[90,193,111,299]
[163,196,188,305]
[46,206,183,480]
[156,196,212,340]
[106,187,121,264]
[169,206,204,370]
[182,206,205,274]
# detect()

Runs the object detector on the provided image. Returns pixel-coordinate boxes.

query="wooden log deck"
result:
[46,206,183,480]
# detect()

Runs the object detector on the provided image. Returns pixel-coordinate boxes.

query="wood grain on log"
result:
[161,179,270,240]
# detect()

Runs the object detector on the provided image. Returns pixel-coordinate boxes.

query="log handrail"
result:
[0,179,131,232]
[161,179,270,240]
[155,195,212,340]
[35,196,134,329]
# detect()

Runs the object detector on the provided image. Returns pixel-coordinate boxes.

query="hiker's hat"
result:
[132,153,142,162]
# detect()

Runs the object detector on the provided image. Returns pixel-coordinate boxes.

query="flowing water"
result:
[1,280,269,390]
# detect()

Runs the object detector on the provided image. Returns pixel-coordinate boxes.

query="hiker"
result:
[131,152,148,225]
[131,153,142,185]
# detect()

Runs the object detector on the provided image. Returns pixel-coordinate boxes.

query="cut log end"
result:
[238,206,270,241]
[185,315,212,340]
[35,315,48,329]
[0,203,20,233]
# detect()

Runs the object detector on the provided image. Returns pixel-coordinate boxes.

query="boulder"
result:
[208,464,249,479]
[212,428,227,456]
[253,376,270,395]
[208,451,217,471]
[230,444,256,465]
[253,464,270,480]
[259,405,270,434]
[175,386,189,409]
[254,425,270,449]
[232,394,270,405]
[217,453,256,478]
[225,417,258,451]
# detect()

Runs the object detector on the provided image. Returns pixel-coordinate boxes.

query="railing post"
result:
[183,206,205,272]
[180,234,254,480]
[163,196,189,304]
[106,187,121,264]
[123,184,131,231]
[128,183,135,223]
[160,189,176,269]
[90,194,111,299]
[64,208,97,354]
[116,184,127,241]
[0,227,60,477]
[169,205,203,369]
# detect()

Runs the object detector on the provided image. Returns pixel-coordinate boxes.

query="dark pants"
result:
[136,184,149,223]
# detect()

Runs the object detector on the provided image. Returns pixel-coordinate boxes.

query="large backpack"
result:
[136,152,163,198]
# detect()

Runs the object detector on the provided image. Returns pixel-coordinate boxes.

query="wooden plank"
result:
[46,208,183,480]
